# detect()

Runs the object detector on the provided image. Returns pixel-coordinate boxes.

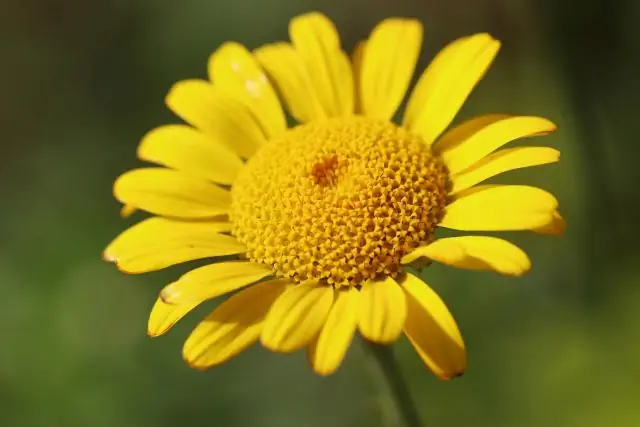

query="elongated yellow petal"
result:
[207,42,286,138]
[401,274,466,380]
[360,18,422,120]
[261,282,333,353]
[148,297,199,337]
[160,261,272,304]
[450,146,560,193]
[183,279,289,369]
[358,277,406,343]
[534,211,566,235]
[113,168,230,218]
[404,34,500,146]
[433,114,505,153]
[289,12,354,116]
[308,288,359,376]
[437,116,557,175]
[255,43,326,123]
[403,236,531,276]
[103,217,243,273]
[440,185,558,231]
[351,40,366,114]
[165,79,263,158]
[137,125,243,185]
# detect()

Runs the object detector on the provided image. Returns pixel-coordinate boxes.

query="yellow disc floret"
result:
[230,117,449,287]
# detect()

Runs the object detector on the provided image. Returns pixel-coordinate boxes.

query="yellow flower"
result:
[105,12,563,378]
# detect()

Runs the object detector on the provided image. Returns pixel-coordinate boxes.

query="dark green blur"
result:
[1,0,638,426]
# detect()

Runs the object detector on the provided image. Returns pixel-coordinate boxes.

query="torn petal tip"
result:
[443,370,466,380]
[159,287,181,305]
[120,205,137,218]
[102,251,117,263]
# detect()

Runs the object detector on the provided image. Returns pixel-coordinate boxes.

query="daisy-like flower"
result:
[105,12,563,378]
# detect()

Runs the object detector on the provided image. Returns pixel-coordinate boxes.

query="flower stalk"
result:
[365,341,423,427]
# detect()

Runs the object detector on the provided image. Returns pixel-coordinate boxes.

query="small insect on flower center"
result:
[230,117,450,288]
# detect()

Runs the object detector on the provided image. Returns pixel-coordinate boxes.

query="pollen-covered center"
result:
[230,117,449,287]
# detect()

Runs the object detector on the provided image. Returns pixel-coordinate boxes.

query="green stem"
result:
[364,340,423,427]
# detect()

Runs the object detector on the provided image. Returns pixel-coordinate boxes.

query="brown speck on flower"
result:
[311,154,341,186]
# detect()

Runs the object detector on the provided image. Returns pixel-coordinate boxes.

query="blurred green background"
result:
[2,0,639,426]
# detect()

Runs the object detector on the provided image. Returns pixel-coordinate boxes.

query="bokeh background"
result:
[2,0,639,426]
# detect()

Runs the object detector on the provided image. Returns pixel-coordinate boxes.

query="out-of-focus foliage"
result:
[1,0,638,426]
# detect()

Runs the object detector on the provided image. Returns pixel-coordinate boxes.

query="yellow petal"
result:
[308,288,359,376]
[433,114,504,154]
[261,282,333,353]
[289,12,354,116]
[165,79,263,158]
[533,211,566,235]
[148,297,199,337]
[358,277,407,344]
[160,261,272,304]
[137,125,243,185]
[255,43,325,123]
[404,34,500,146]
[103,217,243,273]
[433,114,506,153]
[351,40,366,114]
[207,42,286,138]
[437,116,557,175]
[120,204,137,217]
[113,168,230,218]
[402,236,531,276]
[183,279,288,369]
[403,36,495,128]
[440,185,558,231]
[360,18,423,120]
[401,274,466,380]
[450,146,560,193]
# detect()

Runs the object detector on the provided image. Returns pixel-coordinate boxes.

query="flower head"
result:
[105,12,563,378]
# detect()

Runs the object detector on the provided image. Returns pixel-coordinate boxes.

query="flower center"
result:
[230,117,449,288]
